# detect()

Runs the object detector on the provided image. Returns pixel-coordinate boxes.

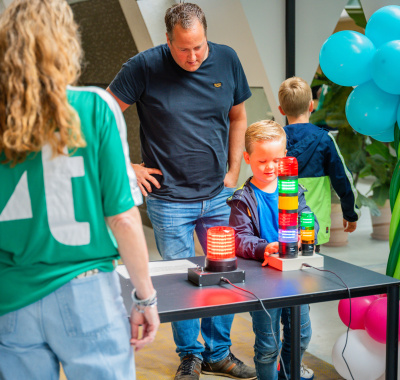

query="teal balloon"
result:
[319,31,375,86]
[365,5,400,48]
[372,40,400,95]
[345,81,399,136]
[370,127,395,142]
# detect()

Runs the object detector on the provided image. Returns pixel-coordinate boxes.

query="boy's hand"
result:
[262,242,279,266]
[343,219,357,233]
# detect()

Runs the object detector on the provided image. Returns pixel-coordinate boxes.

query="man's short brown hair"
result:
[245,120,286,154]
[165,3,207,41]
[278,77,312,117]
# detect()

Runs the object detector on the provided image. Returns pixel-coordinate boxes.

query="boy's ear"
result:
[243,151,250,164]
[309,100,314,113]
[278,106,286,116]
[284,149,287,157]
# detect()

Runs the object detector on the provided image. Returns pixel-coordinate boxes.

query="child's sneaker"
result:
[300,363,314,380]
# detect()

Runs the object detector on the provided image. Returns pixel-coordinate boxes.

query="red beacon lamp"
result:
[206,226,237,272]
[188,226,245,286]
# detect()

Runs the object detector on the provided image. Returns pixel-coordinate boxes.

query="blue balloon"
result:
[365,5,400,48]
[319,31,375,86]
[345,81,399,136]
[372,40,400,95]
[370,127,394,142]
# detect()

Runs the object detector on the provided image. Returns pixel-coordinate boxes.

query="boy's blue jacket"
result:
[227,178,319,262]
[285,123,359,244]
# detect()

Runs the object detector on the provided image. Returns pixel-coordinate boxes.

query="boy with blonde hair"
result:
[279,77,359,247]
[228,120,317,380]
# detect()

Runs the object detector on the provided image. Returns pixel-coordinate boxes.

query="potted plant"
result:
[358,139,396,239]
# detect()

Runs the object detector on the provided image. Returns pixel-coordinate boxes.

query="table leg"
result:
[291,305,301,380]
[386,285,399,380]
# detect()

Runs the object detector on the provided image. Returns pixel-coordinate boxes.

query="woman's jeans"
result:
[250,305,312,380]
[147,187,235,362]
[0,271,134,380]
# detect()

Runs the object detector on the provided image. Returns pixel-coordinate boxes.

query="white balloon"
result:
[332,330,386,380]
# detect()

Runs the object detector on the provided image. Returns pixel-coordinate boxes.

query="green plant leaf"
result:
[372,184,390,207]
[366,156,390,185]
[346,7,367,29]
[309,109,327,125]
[357,192,381,216]
[348,150,367,173]
[359,164,372,178]
[366,140,391,160]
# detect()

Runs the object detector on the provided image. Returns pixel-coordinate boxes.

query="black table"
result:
[120,255,400,380]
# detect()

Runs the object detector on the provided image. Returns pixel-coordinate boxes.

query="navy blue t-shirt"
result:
[109,42,251,201]
[250,182,279,243]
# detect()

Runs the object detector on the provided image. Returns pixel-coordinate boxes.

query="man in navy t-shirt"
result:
[107,3,253,380]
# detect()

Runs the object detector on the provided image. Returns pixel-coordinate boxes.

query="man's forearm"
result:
[227,102,247,181]
[228,119,246,174]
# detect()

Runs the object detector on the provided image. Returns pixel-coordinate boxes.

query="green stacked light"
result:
[300,212,315,256]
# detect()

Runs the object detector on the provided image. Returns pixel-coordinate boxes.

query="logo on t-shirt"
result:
[214,82,222,88]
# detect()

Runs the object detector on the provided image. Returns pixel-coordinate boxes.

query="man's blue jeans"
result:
[146,187,235,362]
[250,305,312,380]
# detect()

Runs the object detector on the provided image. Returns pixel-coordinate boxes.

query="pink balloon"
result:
[338,295,379,330]
[364,297,400,344]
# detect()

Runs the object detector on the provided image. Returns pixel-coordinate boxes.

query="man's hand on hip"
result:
[223,170,239,188]
[131,163,163,196]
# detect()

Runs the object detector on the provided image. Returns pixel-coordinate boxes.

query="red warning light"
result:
[207,226,236,260]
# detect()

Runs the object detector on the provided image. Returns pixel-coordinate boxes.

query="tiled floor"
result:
[143,179,391,367]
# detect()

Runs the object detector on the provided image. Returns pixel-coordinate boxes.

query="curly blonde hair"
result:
[0,0,85,165]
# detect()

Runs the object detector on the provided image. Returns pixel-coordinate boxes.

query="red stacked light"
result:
[206,226,237,272]
[279,212,298,227]
[278,157,299,258]
[278,157,298,177]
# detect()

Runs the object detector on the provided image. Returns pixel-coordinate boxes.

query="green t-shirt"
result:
[0,86,142,316]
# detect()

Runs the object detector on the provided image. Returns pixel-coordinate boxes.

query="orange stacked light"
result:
[206,226,238,272]
[278,157,299,259]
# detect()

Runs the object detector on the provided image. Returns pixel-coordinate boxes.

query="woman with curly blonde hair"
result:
[0,0,85,164]
[0,1,159,379]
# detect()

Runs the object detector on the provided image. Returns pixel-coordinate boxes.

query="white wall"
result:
[295,0,348,85]
[361,0,400,20]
